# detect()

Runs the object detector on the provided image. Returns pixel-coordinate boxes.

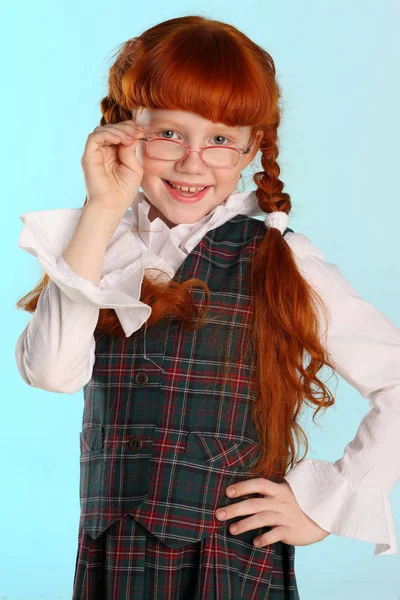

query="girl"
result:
[15,15,400,600]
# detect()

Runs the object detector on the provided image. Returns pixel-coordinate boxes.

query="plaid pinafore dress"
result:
[72,214,300,599]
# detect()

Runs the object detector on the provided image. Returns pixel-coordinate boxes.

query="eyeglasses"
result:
[137,136,254,168]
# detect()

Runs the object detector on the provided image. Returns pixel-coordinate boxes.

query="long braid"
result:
[248,116,335,480]
[254,113,291,216]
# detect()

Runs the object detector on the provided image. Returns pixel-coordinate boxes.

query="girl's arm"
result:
[282,232,400,556]
[15,278,98,393]
[15,207,151,393]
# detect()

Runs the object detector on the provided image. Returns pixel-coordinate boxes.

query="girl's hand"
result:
[80,120,146,216]
[215,478,331,548]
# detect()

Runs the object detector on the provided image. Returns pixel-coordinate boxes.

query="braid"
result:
[253,114,291,219]
[99,95,131,126]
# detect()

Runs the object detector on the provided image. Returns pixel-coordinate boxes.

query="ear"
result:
[242,129,264,168]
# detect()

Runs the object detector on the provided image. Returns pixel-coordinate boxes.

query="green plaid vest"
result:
[79,214,293,548]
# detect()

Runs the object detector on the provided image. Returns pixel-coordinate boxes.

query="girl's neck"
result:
[146,198,177,229]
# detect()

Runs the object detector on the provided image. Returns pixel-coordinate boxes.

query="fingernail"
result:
[216,511,226,520]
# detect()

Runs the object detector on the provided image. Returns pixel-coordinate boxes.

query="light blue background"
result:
[3,1,400,598]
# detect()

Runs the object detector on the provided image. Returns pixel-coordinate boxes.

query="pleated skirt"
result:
[72,513,300,599]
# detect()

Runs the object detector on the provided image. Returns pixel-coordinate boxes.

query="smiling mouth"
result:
[163,179,211,191]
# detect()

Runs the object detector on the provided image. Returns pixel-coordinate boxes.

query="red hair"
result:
[17,15,337,481]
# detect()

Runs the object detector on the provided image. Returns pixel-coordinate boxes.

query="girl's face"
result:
[134,108,263,228]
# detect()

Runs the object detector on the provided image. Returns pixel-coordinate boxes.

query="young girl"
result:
[15,15,399,600]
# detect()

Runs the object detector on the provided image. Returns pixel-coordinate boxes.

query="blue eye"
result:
[158,130,176,139]
[212,135,228,145]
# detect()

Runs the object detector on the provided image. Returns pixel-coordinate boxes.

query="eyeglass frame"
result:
[137,135,255,169]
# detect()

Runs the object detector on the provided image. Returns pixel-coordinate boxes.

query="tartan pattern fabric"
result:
[75,214,298,598]
[72,515,299,599]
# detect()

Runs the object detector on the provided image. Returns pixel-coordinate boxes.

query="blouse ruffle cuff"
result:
[18,208,154,337]
[283,458,397,555]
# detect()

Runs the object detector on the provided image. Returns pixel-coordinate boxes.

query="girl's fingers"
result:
[86,122,144,151]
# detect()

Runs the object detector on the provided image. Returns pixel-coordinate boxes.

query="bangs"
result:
[122,25,277,129]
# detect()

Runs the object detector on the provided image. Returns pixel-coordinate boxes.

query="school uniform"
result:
[15,189,400,599]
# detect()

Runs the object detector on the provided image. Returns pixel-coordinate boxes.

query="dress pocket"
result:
[78,426,152,539]
[184,432,260,469]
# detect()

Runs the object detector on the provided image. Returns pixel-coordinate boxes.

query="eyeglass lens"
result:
[147,139,239,167]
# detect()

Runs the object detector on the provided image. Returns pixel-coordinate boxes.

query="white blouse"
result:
[15,189,400,556]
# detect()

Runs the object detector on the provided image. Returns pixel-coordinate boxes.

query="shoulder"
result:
[283,231,365,300]
[283,231,326,262]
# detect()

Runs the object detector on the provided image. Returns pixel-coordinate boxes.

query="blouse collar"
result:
[129,188,265,254]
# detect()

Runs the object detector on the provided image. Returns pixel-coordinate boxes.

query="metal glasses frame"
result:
[137,136,254,168]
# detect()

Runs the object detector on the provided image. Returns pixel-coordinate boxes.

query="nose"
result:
[175,147,208,173]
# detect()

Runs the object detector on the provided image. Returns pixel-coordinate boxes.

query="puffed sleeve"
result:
[282,231,400,556]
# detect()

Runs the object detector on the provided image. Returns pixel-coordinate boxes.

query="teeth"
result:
[170,182,206,193]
